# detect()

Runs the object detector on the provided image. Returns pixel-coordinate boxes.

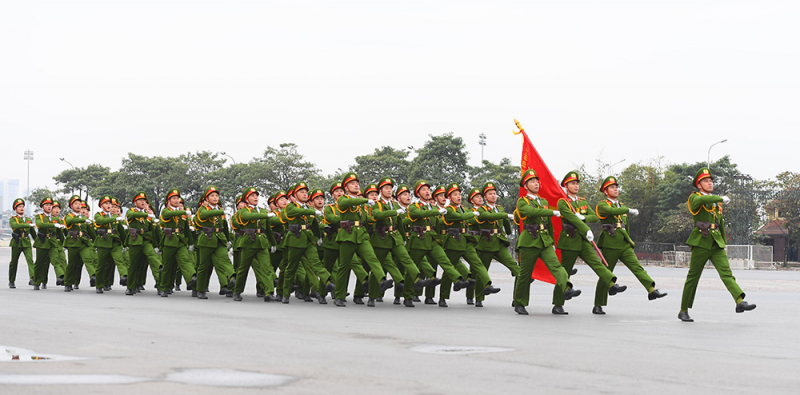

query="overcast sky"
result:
[1,1,798,196]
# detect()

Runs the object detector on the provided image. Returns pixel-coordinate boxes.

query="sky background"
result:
[1,1,798,197]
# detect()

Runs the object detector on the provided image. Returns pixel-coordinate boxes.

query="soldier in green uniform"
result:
[555,172,625,315]
[319,183,347,304]
[232,186,279,301]
[125,192,161,295]
[80,201,99,287]
[594,175,666,314]
[49,200,68,286]
[32,197,63,289]
[474,183,521,307]
[8,198,34,288]
[406,180,466,303]
[283,182,337,304]
[366,177,428,307]
[195,186,237,299]
[63,195,94,291]
[678,168,756,322]
[157,189,197,297]
[333,173,393,306]
[93,195,126,293]
[110,197,129,288]
[514,170,580,315]
[269,191,290,298]
[231,194,246,274]
[438,183,498,307]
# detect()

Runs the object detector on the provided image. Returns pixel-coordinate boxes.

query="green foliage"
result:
[25,188,69,214]
[350,146,412,186]
[408,133,470,188]
[469,157,518,212]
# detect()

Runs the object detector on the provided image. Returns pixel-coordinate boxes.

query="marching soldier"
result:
[514,170,580,315]
[195,186,237,299]
[33,196,64,289]
[50,200,68,286]
[594,175,666,314]
[231,194,246,274]
[283,182,337,304]
[367,177,428,307]
[319,183,346,304]
[80,201,99,287]
[679,168,755,322]
[93,195,126,293]
[111,197,129,289]
[63,195,94,291]
[125,192,161,295]
[157,189,197,297]
[556,172,626,315]
[232,186,278,301]
[269,191,290,298]
[474,183,521,307]
[8,198,34,288]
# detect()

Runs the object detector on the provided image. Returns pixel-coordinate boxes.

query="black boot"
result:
[413,278,428,293]
[317,295,327,304]
[56,277,65,286]
[9,282,15,289]
[64,285,72,292]
[438,299,448,308]
[233,293,242,301]
[125,289,134,296]
[453,279,470,292]
[648,289,668,300]
[393,297,401,305]
[264,294,279,302]
[482,285,501,295]
[281,296,290,304]
[403,299,415,307]
[191,290,198,297]
[424,297,436,305]
[413,296,421,302]
[361,280,369,294]
[466,298,474,305]
[514,305,529,315]
[257,287,266,298]
[187,275,197,291]
[563,288,582,300]
[219,287,229,296]
[592,306,606,315]
[33,285,40,290]
[367,298,376,307]
[324,282,336,297]
[466,278,476,290]
[570,268,578,276]
[552,305,568,315]
[309,291,319,299]
[174,285,181,292]
[334,298,346,307]
[90,276,96,287]
[376,297,383,302]
[735,301,757,313]
[609,284,627,296]
[379,278,394,293]
[678,311,693,322]
[119,275,127,286]
[96,287,103,293]
[197,291,208,299]
[303,295,313,302]
[73,284,79,290]
[353,296,364,305]
[475,300,483,307]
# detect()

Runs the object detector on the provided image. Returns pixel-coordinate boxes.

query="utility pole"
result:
[707,139,728,168]
[478,133,487,162]
[24,150,34,215]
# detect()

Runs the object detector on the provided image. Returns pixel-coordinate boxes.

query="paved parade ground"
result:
[1,246,799,394]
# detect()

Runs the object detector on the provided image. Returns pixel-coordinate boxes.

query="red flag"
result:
[515,126,566,284]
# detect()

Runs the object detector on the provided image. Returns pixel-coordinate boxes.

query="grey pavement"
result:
[1,247,799,394]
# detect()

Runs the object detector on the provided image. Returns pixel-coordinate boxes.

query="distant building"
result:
[757,191,797,262]
[0,179,21,211]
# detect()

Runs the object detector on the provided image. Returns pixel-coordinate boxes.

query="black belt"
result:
[202,226,221,239]
[375,225,395,240]
[523,224,546,239]
[340,220,361,234]
[445,227,465,241]
[411,225,432,238]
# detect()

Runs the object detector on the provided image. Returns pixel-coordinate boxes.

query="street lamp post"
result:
[608,159,626,175]
[478,133,487,162]
[24,150,34,215]
[221,151,236,165]
[707,139,728,168]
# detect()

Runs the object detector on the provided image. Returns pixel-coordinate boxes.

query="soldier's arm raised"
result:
[198,206,225,220]
[408,204,440,220]
[444,207,474,222]
[558,199,591,234]
[10,218,31,229]
[337,195,368,210]
[285,203,316,218]
[596,201,628,218]
[324,205,341,225]
[517,198,556,218]
[689,193,723,212]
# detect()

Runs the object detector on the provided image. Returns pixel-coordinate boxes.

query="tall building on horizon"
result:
[1,179,21,211]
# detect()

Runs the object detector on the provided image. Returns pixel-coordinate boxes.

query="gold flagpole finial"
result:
[513,118,524,135]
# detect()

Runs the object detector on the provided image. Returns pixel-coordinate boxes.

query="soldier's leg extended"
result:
[127,245,146,290]
[617,247,655,291]
[335,242,360,300]
[158,246,179,293]
[110,244,126,286]
[95,247,114,289]
[50,247,67,283]
[212,247,235,291]
[299,246,331,293]
[142,243,160,288]
[252,248,275,295]
[197,246,216,293]
[595,248,621,307]
[65,247,85,288]
[33,248,52,286]
[234,248,256,294]
[461,246,491,302]
[175,247,196,287]
[515,247,569,307]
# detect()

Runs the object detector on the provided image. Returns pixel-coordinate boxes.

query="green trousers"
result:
[681,245,744,310]
[370,243,421,299]
[51,246,67,280]
[471,248,520,302]
[66,246,94,286]
[554,243,616,307]
[84,249,97,278]
[234,247,274,294]
[286,244,331,298]
[33,247,51,286]
[9,246,34,283]
[197,245,235,293]
[594,246,653,307]
[335,241,385,299]
[436,247,486,300]
[96,244,122,289]
[410,244,462,297]
[514,246,569,307]
[158,245,195,292]
[129,242,161,290]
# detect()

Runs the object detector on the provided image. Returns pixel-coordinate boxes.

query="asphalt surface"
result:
[1,247,799,394]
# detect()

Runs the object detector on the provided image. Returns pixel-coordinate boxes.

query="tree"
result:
[617,161,664,243]
[469,157,518,212]
[96,154,190,213]
[768,172,800,264]
[249,143,320,196]
[349,146,412,186]
[25,188,69,214]
[408,133,471,188]
[52,164,111,202]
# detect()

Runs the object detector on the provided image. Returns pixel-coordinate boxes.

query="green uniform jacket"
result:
[321,203,342,250]
[334,195,370,244]
[282,202,319,248]
[369,199,404,248]
[269,210,286,250]
[475,205,512,251]
[596,199,635,249]
[441,204,477,251]
[64,213,93,248]
[9,215,33,248]
[158,207,192,247]
[406,202,441,251]
[196,205,231,248]
[33,213,58,249]
[515,195,555,249]
[234,206,277,250]
[93,212,123,248]
[686,192,726,249]
[126,209,156,246]
[556,197,597,251]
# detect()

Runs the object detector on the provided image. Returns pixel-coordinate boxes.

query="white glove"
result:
[83,218,92,225]
[115,217,125,222]
[270,246,277,253]
[122,247,128,253]
[628,208,640,216]
[227,241,232,249]
[185,209,192,216]
[366,199,375,206]
[188,245,194,252]
[267,212,276,218]
[586,230,594,242]
[315,210,324,217]
[317,238,323,246]
[438,208,447,215]
[153,219,159,224]
[473,211,481,217]
[154,248,160,254]
[396,209,405,215]
[552,210,561,217]
[122,225,129,230]
[575,213,586,221]
[148,213,156,219]
[54,223,65,229]
[507,213,515,220]
[721,196,730,205]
